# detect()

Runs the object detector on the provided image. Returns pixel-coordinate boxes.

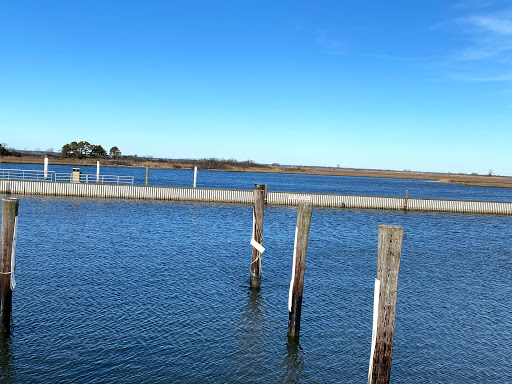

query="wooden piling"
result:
[368,225,404,384]
[250,184,266,288]
[44,157,49,180]
[403,190,408,211]
[145,167,149,186]
[193,166,198,188]
[287,201,312,338]
[0,198,19,334]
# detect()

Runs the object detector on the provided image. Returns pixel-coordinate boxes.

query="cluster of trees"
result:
[0,143,11,156]
[0,143,21,157]
[61,141,121,159]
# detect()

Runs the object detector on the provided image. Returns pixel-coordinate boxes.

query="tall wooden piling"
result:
[250,184,266,288]
[287,201,312,338]
[96,161,100,183]
[0,198,19,334]
[145,167,149,186]
[193,166,198,188]
[368,225,404,384]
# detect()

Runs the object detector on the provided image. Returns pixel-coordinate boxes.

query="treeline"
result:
[173,158,269,170]
[61,141,121,159]
[0,143,22,157]
[114,155,269,170]
[2,141,269,170]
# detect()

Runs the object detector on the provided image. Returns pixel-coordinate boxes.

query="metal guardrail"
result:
[0,168,134,185]
[0,168,56,181]
[55,173,134,185]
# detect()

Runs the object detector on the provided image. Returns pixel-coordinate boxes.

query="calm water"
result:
[0,166,511,383]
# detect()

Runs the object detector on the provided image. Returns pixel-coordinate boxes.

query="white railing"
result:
[55,173,134,185]
[0,168,56,181]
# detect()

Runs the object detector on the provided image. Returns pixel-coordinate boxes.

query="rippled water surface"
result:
[0,166,511,383]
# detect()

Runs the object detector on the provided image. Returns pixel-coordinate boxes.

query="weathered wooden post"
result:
[403,190,408,211]
[43,156,49,180]
[193,166,198,188]
[96,161,100,183]
[287,201,312,338]
[145,167,149,186]
[0,198,19,334]
[250,184,266,288]
[368,225,404,384]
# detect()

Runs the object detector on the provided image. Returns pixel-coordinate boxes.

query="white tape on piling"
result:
[368,278,380,380]
[250,238,265,254]
[250,210,265,254]
[10,216,18,291]
[288,226,299,312]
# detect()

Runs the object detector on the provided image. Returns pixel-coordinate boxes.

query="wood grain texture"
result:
[368,225,403,384]
[0,198,18,334]
[287,202,312,338]
[250,184,266,288]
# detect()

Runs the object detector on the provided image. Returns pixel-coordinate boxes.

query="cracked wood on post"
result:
[250,184,266,288]
[368,225,404,384]
[287,201,312,338]
[0,198,19,334]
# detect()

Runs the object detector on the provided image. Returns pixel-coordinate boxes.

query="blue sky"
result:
[1,0,511,175]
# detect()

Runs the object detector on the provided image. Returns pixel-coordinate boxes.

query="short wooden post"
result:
[145,167,149,186]
[193,166,198,188]
[287,201,312,338]
[0,198,19,334]
[368,225,404,384]
[250,184,265,288]
[403,190,408,211]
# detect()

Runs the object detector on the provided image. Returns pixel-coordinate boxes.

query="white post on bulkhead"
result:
[43,156,49,180]
[193,166,198,188]
[96,161,100,183]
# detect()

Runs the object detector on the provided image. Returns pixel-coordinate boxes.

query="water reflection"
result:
[281,338,305,384]
[0,334,14,383]
[231,287,268,382]
[237,287,265,351]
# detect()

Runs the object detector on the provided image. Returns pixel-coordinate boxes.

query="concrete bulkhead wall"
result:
[1,179,512,215]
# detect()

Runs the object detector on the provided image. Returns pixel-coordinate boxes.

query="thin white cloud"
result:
[447,7,512,82]
[456,36,512,60]
[465,13,512,34]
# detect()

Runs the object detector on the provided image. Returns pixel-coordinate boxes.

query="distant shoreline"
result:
[1,155,512,189]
